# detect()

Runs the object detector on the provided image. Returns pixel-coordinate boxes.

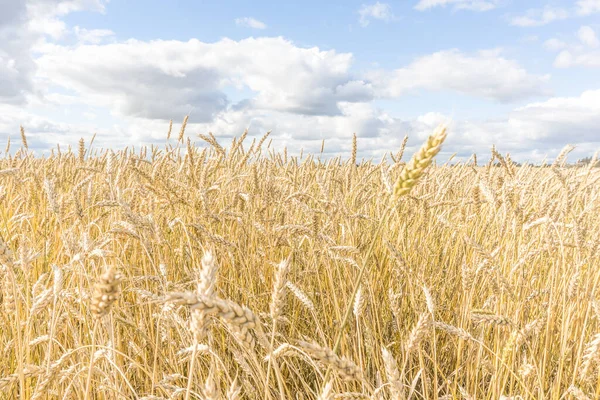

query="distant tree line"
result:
[576,156,600,167]
[482,156,599,168]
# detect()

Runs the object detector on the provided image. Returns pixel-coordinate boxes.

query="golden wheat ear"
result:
[392,123,448,199]
[90,266,122,319]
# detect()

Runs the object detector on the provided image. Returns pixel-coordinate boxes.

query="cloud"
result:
[74,26,115,44]
[0,102,112,153]
[554,50,600,68]
[578,26,599,47]
[546,26,600,68]
[543,38,567,51]
[509,7,569,27]
[576,0,600,16]
[4,85,599,164]
[506,89,600,147]
[414,0,499,12]
[0,51,34,105]
[35,37,374,120]
[26,0,108,39]
[358,2,394,27]
[381,89,600,161]
[0,1,35,104]
[35,34,549,130]
[0,0,107,104]
[367,49,549,102]
[110,89,600,162]
[93,89,600,162]
[235,17,267,30]
[510,2,600,26]
[520,35,539,43]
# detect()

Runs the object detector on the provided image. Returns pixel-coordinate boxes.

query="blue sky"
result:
[1,0,600,162]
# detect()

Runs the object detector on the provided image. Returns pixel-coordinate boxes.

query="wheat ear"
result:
[392,124,447,198]
[299,341,363,382]
[165,292,268,349]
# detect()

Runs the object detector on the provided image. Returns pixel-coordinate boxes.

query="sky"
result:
[1,0,600,162]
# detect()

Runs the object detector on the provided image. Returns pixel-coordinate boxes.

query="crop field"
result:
[0,125,599,399]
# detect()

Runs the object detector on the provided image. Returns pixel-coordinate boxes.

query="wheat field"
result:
[0,124,599,399]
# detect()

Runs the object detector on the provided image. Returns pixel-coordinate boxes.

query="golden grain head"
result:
[392,123,448,198]
[90,266,122,319]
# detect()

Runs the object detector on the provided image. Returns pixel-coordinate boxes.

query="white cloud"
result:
[554,49,600,68]
[74,26,114,44]
[120,91,600,162]
[28,0,108,16]
[27,16,68,39]
[4,86,600,163]
[546,26,600,68]
[510,7,569,27]
[0,0,107,104]
[35,36,547,130]
[578,26,599,47]
[70,90,600,162]
[553,51,573,68]
[520,35,539,43]
[26,0,108,39]
[510,2,600,26]
[507,89,600,145]
[543,38,567,51]
[0,102,111,153]
[576,0,600,16]
[35,37,374,120]
[358,2,394,27]
[382,90,600,161]
[368,49,549,102]
[0,1,36,104]
[235,17,267,30]
[414,0,499,12]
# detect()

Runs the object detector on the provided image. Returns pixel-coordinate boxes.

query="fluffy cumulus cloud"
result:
[0,0,115,150]
[546,26,600,68]
[3,86,599,163]
[576,0,600,16]
[0,102,108,152]
[26,0,108,39]
[35,36,549,126]
[414,0,499,12]
[187,102,396,155]
[73,26,115,44]
[235,17,267,30]
[358,2,394,27]
[367,49,549,102]
[510,1,600,26]
[506,90,600,145]
[554,50,600,68]
[509,7,569,27]
[543,38,567,51]
[132,89,600,162]
[0,0,108,104]
[0,1,36,104]
[578,26,599,48]
[386,89,600,161]
[35,37,375,120]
